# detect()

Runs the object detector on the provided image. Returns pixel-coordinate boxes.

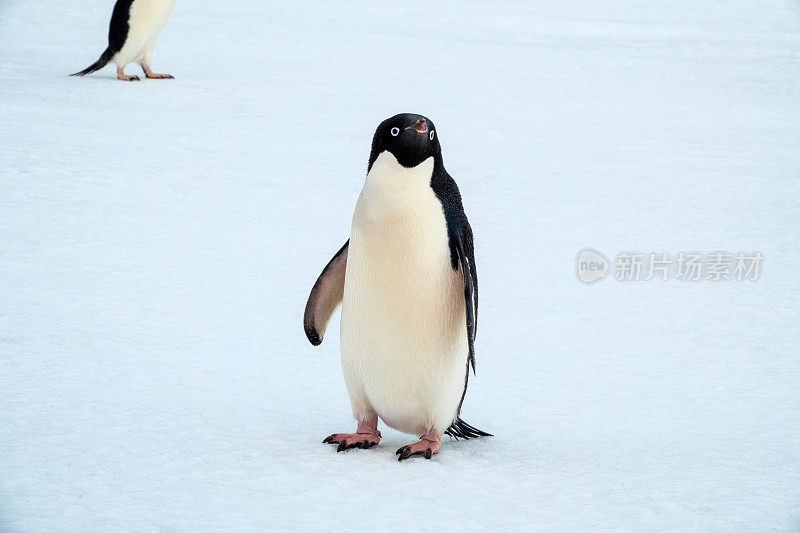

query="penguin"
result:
[72,0,176,81]
[304,113,491,461]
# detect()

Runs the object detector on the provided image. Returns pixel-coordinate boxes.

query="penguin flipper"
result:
[304,240,349,346]
[449,236,491,439]
[454,232,477,374]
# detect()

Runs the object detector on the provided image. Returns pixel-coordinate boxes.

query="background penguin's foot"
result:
[323,416,381,452]
[116,67,139,81]
[142,65,174,79]
[396,430,442,461]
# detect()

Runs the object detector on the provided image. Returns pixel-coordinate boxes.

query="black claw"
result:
[397,446,435,461]
[323,435,335,444]
[337,441,347,452]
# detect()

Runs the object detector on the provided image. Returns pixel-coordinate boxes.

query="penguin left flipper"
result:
[304,241,349,346]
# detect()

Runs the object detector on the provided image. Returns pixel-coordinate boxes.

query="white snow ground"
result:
[1,0,799,530]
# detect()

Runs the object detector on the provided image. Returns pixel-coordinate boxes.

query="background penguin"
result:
[305,113,490,461]
[72,0,176,81]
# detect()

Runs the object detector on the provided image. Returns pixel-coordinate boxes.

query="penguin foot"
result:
[323,430,381,452]
[323,416,381,453]
[142,65,174,79]
[116,67,140,81]
[396,430,442,461]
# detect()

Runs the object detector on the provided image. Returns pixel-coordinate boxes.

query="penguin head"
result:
[367,113,442,172]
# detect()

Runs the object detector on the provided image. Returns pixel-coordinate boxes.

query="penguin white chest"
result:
[340,152,467,436]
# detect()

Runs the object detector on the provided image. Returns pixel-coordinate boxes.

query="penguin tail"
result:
[71,48,114,77]
[444,417,492,440]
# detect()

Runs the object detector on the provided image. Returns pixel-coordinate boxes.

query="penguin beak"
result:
[405,119,428,135]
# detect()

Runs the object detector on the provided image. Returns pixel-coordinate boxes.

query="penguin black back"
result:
[108,0,135,52]
[71,0,134,77]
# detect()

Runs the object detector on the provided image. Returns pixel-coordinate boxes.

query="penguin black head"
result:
[367,113,442,172]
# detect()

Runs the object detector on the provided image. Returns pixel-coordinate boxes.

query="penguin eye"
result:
[430,130,435,141]
[390,127,400,137]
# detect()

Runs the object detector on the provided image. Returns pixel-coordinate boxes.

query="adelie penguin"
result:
[72,0,176,81]
[305,113,491,461]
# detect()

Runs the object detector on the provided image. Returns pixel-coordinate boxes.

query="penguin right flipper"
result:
[453,229,477,374]
[447,227,492,440]
[304,241,349,346]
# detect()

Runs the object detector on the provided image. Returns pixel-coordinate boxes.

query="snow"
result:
[1,0,799,530]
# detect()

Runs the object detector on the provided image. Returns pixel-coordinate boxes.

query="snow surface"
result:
[1,0,799,530]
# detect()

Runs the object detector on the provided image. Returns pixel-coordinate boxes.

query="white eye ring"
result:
[430,130,435,140]
[390,127,400,136]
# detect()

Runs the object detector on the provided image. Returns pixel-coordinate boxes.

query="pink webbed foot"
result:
[116,67,140,82]
[323,417,381,452]
[141,65,174,79]
[323,431,381,452]
[396,430,442,461]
